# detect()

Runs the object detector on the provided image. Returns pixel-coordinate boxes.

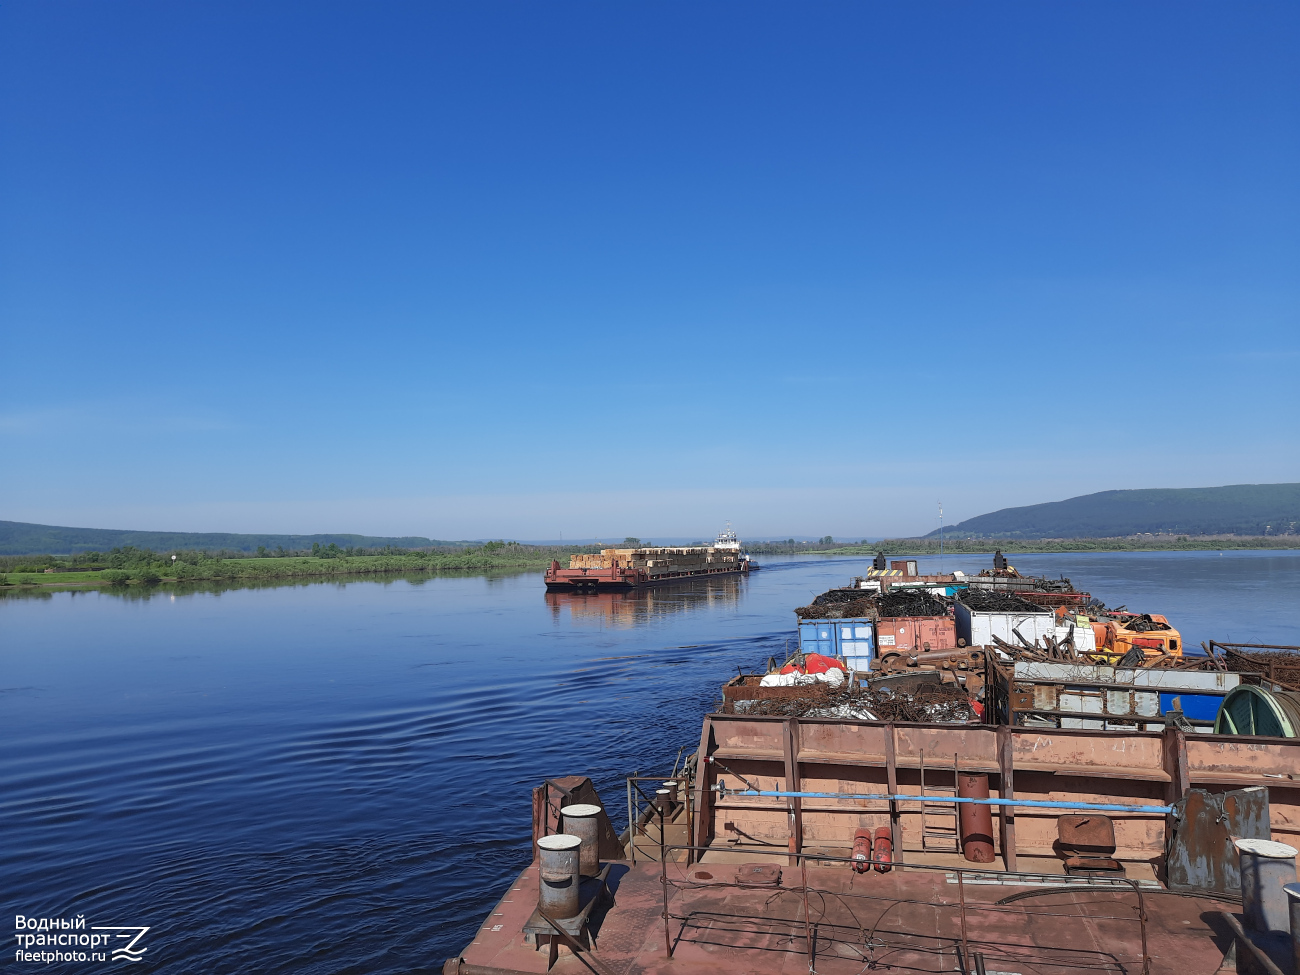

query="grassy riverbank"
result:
[5,534,1296,592]
[0,543,592,591]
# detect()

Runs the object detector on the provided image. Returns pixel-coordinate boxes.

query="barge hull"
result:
[544,563,750,592]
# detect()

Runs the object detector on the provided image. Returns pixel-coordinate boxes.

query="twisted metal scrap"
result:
[734,679,976,723]
[958,589,1043,613]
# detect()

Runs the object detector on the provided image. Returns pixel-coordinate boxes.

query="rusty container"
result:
[536,834,582,919]
[560,803,603,878]
[875,616,956,654]
[957,773,995,863]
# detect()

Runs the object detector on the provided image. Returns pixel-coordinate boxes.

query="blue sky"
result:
[2,2,1297,540]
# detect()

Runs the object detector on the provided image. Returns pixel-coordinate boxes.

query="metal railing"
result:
[625,773,694,864]
[654,843,1152,975]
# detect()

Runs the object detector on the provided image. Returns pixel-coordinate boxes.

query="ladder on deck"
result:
[920,750,960,853]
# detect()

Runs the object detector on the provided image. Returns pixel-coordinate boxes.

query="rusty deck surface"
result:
[454,855,1240,975]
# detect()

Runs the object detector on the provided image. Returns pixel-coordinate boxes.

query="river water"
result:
[3,550,1297,972]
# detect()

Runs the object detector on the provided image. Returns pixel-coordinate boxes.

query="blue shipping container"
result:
[797,618,876,672]
[1159,691,1226,722]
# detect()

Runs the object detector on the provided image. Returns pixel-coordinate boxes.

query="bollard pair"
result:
[536,804,603,921]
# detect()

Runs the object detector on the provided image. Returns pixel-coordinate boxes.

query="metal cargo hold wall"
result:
[797,618,876,671]
[955,601,1056,649]
[874,615,955,654]
[1005,661,1241,730]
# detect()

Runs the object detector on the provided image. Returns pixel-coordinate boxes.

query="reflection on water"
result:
[0,568,534,602]
[545,574,747,627]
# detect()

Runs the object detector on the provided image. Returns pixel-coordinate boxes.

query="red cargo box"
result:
[874,615,955,653]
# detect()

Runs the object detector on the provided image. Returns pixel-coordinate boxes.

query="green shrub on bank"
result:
[101,570,130,585]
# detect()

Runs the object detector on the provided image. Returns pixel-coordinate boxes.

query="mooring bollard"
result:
[536,834,582,920]
[1234,837,1299,934]
[560,803,602,878]
[1284,882,1300,974]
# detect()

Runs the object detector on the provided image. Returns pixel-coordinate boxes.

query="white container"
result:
[956,602,1056,649]
[1054,623,1097,653]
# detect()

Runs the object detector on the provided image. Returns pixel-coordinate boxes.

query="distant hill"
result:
[927,483,1300,540]
[0,521,460,556]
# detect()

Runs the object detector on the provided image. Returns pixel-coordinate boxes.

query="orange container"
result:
[874,616,956,653]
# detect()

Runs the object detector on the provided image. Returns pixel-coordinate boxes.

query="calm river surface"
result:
[3,550,1297,972]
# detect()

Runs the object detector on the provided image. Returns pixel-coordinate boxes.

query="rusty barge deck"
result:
[443,713,1300,975]
[448,850,1241,975]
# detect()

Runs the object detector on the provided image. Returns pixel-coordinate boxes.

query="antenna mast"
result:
[938,501,944,573]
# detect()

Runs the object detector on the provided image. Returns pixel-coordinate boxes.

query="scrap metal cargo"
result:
[543,526,755,592]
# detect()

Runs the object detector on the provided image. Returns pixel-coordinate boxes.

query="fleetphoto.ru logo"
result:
[15,915,150,964]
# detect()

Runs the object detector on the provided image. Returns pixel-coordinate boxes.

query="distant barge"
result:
[544,527,756,593]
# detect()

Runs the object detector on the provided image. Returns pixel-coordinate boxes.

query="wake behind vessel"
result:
[544,526,755,593]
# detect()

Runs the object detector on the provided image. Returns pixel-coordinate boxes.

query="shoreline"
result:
[0,552,560,592]
[4,539,1298,593]
[751,536,1300,557]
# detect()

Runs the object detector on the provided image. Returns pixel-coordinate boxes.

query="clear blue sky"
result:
[2,2,1297,540]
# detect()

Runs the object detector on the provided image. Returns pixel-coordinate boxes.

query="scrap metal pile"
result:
[957,589,1042,613]
[875,589,948,618]
[1122,613,1173,633]
[794,588,878,620]
[1220,644,1300,691]
[732,676,978,723]
[991,627,1225,671]
[795,587,949,621]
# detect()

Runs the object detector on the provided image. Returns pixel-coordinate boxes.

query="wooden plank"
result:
[1015,762,1171,782]
[693,717,713,858]
[711,747,785,763]
[797,749,998,773]
[885,722,902,872]
[783,718,803,864]
[997,725,1017,873]
[1162,726,1191,804]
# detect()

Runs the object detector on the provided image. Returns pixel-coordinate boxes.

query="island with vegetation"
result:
[0,541,603,591]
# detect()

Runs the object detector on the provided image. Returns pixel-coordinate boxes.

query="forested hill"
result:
[927,483,1300,540]
[0,521,458,555]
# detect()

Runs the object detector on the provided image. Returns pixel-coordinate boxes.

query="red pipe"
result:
[958,773,996,863]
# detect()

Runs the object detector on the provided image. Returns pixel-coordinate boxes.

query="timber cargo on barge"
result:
[544,527,755,592]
